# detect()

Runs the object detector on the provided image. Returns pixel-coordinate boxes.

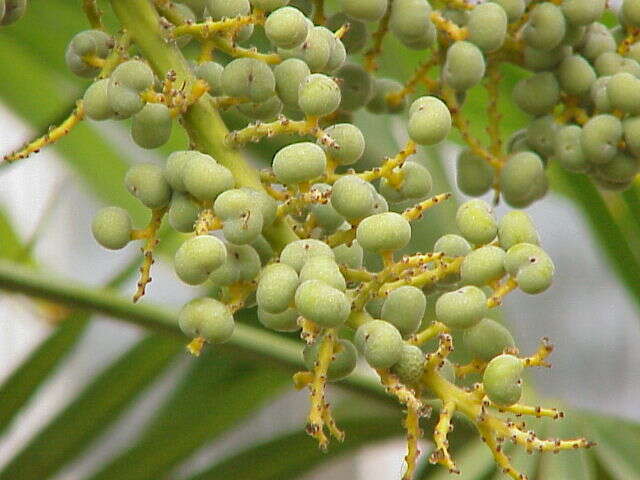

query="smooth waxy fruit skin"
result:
[381,286,426,337]
[131,103,172,149]
[265,7,309,49]
[257,262,299,313]
[258,307,300,332]
[554,125,589,173]
[523,2,566,51]
[456,200,497,245]
[443,41,486,91]
[222,58,275,103]
[331,175,375,220]
[341,0,388,21]
[274,58,310,109]
[273,142,326,184]
[124,163,172,209]
[389,0,436,50]
[295,279,350,328]
[355,320,403,369]
[108,60,154,118]
[500,151,546,208]
[391,344,426,386]
[456,149,493,197]
[320,123,365,165]
[463,318,516,361]
[467,2,507,53]
[84,79,115,121]
[435,286,487,330]
[460,245,506,285]
[299,256,346,291]
[333,241,364,269]
[498,211,540,251]
[178,297,235,344]
[168,192,200,233]
[483,354,523,407]
[356,212,411,253]
[174,235,227,285]
[581,114,622,165]
[513,72,560,116]
[280,239,334,273]
[380,161,432,202]
[303,338,357,381]
[182,153,235,201]
[195,61,224,96]
[297,74,341,117]
[91,206,132,250]
[408,96,452,146]
[65,30,113,78]
[209,244,261,286]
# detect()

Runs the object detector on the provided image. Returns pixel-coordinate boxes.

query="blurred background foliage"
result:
[0,1,638,479]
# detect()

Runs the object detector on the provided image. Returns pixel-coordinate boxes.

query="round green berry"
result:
[221,58,275,103]
[607,72,640,115]
[366,78,406,114]
[108,60,154,117]
[356,212,411,252]
[258,307,300,332]
[333,241,364,269]
[591,75,613,113]
[623,0,640,27]
[498,211,540,251]
[407,96,451,146]
[503,242,547,276]
[65,30,113,78]
[443,41,486,91]
[195,61,224,96]
[523,2,566,51]
[580,114,623,165]
[299,255,346,291]
[280,238,335,273]
[462,318,516,361]
[309,184,344,232]
[526,115,557,159]
[554,124,589,173]
[265,7,309,49]
[273,142,327,184]
[174,235,227,285]
[237,96,283,121]
[435,286,487,330]
[523,44,570,72]
[455,199,497,245]
[561,0,605,26]
[209,243,262,286]
[274,58,311,109]
[460,245,506,286]
[303,338,357,381]
[389,0,436,50]
[391,344,425,385]
[295,279,350,328]
[83,79,115,121]
[500,151,546,208]
[483,354,523,407]
[206,0,253,41]
[355,319,403,369]
[257,262,299,314]
[91,206,132,250]
[341,0,388,21]
[624,116,640,158]
[456,148,494,197]
[513,72,560,116]
[165,150,196,192]
[124,163,172,209]
[279,26,332,72]
[516,255,555,294]
[334,63,373,111]
[331,175,375,220]
[250,0,289,12]
[322,29,347,73]
[182,153,235,201]
[298,73,341,117]
[491,0,525,23]
[381,285,426,337]
[380,161,433,201]
[168,192,200,233]
[594,52,640,78]
[557,54,596,97]
[467,2,507,52]
[320,123,365,166]
[580,23,616,62]
[131,103,172,150]
[178,297,235,343]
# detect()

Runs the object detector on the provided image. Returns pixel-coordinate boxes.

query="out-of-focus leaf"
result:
[0,206,26,262]
[581,412,640,480]
[537,415,595,480]
[88,352,289,480]
[185,414,402,480]
[0,334,182,480]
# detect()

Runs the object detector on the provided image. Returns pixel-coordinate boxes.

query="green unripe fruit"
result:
[594,52,640,78]
[442,7,469,26]
[355,319,403,369]
[209,244,261,286]
[596,151,639,184]
[257,262,299,313]
[561,0,605,26]
[299,256,346,291]
[607,72,640,115]
[463,318,515,361]
[408,96,451,145]
[557,54,596,96]
[455,199,497,245]
[503,242,547,276]
[265,7,309,49]
[295,279,350,327]
[131,103,172,149]
[206,0,253,40]
[251,235,275,265]
[280,238,334,273]
[554,125,589,173]
[436,285,487,330]
[320,123,365,165]
[623,0,640,27]
[563,22,587,47]
[178,297,235,343]
[389,0,436,50]
[333,241,364,269]
[250,0,289,12]
[366,78,406,114]
[580,23,616,62]
[242,188,277,228]
[513,72,560,116]
[624,116,640,158]
[326,14,368,54]
[309,184,344,232]
[381,285,426,337]
[443,41,486,91]
[91,206,132,250]
[365,297,385,318]
[357,212,411,252]
[279,27,332,72]
[331,175,375,219]
[0,0,26,25]
[461,245,506,286]
[581,114,623,165]
[272,142,327,184]
[214,188,256,221]
[321,29,347,73]
[491,0,524,23]
[173,3,196,47]
[523,45,570,72]
[483,354,523,406]
[498,211,540,251]
[195,61,224,96]
[341,0,388,21]
[467,2,507,52]
[334,63,373,111]
[83,79,115,121]
[221,58,275,103]
[183,153,235,201]
[298,73,341,117]
[380,161,433,201]
[237,96,283,121]
[500,151,546,208]
[124,163,172,209]
[108,60,154,118]
[526,115,557,159]
[590,76,612,113]
[303,338,357,381]
[174,235,227,285]
[222,211,264,245]
[168,192,200,233]
[274,58,311,109]
[372,192,389,213]
[391,344,425,385]
[65,30,113,78]
[456,149,493,196]
[516,256,555,294]
[258,307,300,332]
[434,234,471,257]
[165,150,196,192]
[523,3,566,51]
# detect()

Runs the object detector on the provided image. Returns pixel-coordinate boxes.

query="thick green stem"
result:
[0,260,385,400]
[109,0,297,250]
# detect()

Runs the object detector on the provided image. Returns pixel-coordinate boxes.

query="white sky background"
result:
[0,87,639,480]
